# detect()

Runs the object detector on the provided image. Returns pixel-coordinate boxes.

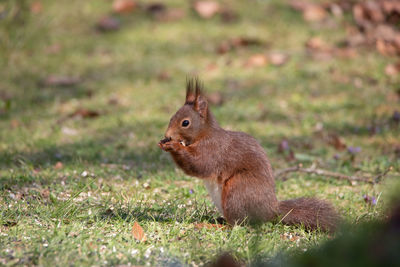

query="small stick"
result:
[274,164,392,184]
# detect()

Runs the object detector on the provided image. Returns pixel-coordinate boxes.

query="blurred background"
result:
[0,0,399,266]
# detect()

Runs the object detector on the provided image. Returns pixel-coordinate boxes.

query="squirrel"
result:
[158,78,339,232]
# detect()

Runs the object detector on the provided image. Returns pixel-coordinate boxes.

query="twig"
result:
[373,166,393,183]
[274,164,392,184]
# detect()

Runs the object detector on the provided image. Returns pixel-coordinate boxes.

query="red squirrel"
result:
[158,79,339,232]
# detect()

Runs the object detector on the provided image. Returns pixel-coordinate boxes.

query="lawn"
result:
[0,0,399,266]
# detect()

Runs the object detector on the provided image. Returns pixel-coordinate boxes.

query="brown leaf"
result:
[146,3,167,15]
[45,43,62,55]
[69,108,100,119]
[385,62,400,76]
[41,189,50,199]
[220,8,239,23]
[289,1,327,22]
[96,16,121,32]
[306,37,331,51]
[30,1,42,14]
[244,54,268,68]
[207,92,224,106]
[132,222,146,242]
[154,8,185,22]
[306,37,334,60]
[112,0,137,14]
[217,37,264,54]
[193,1,220,19]
[54,161,63,170]
[194,223,226,230]
[10,119,19,129]
[268,52,289,66]
[43,75,80,87]
[327,133,346,151]
[303,5,327,22]
[157,71,171,81]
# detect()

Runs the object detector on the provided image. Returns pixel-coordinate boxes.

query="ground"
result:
[0,0,399,266]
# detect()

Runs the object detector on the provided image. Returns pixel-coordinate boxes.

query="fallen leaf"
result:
[96,16,121,32]
[146,3,166,15]
[385,63,400,76]
[30,1,42,14]
[154,8,185,22]
[244,54,268,68]
[268,52,289,66]
[10,119,19,129]
[207,92,224,106]
[306,37,331,51]
[132,222,147,242]
[217,37,264,54]
[194,223,226,230]
[327,133,346,151]
[45,43,62,54]
[69,108,100,119]
[43,75,80,87]
[306,37,334,60]
[112,0,137,14]
[289,0,327,22]
[157,71,171,81]
[54,161,63,169]
[303,5,327,22]
[193,0,220,19]
[41,189,50,199]
[220,8,239,23]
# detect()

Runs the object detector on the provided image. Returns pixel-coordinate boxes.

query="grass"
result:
[0,0,399,266]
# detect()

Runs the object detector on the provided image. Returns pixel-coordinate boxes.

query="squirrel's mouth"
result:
[160,137,171,144]
[179,139,192,147]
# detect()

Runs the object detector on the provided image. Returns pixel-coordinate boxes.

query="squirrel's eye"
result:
[182,120,190,127]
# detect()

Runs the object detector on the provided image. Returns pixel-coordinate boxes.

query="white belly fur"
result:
[203,179,223,215]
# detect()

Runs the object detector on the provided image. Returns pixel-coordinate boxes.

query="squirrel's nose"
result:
[165,129,173,140]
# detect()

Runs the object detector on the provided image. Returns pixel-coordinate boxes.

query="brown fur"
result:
[159,78,339,232]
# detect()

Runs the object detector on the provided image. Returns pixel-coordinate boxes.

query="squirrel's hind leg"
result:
[221,173,279,225]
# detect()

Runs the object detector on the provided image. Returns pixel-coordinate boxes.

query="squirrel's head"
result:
[164,79,210,146]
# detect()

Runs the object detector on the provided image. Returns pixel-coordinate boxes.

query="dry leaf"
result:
[217,37,264,54]
[146,3,166,15]
[207,92,224,106]
[96,16,121,32]
[194,223,226,230]
[132,222,146,242]
[244,54,268,68]
[10,119,19,129]
[289,1,327,22]
[220,8,239,23]
[268,52,289,66]
[54,161,63,169]
[157,71,171,81]
[303,5,327,22]
[69,108,100,119]
[30,1,42,14]
[112,0,137,14]
[193,1,220,19]
[385,63,400,76]
[153,8,185,22]
[41,189,50,199]
[327,133,346,151]
[43,75,81,87]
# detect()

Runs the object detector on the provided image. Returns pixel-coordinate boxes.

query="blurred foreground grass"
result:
[0,0,399,266]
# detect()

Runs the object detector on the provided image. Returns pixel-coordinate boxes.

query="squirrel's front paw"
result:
[158,139,181,152]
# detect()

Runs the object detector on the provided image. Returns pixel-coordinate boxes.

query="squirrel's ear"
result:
[194,95,208,119]
[185,79,196,104]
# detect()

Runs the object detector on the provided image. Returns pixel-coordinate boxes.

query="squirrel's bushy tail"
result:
[278,197,339,232]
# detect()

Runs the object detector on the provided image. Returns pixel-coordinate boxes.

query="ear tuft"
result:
[185,78,196,104]
[186,77,208,118]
